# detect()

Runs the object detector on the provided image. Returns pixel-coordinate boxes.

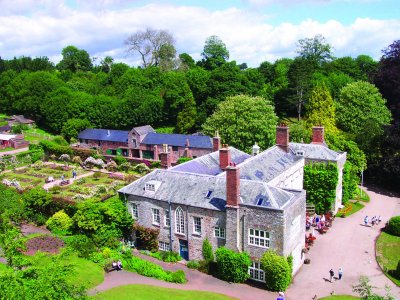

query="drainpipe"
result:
[168,199,173,251]
[186,204,189,260]
[242,211,246,252]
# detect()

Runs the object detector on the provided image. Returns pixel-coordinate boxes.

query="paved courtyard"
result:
[91,185,400,300]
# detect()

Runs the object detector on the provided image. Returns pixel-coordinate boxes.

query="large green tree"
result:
[202,94,277,152]
[201,35,230,70]
[296,34,333,66]
[57,45,92,72]
[336,81,392,153]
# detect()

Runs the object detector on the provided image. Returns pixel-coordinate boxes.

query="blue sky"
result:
[0,0,399,67]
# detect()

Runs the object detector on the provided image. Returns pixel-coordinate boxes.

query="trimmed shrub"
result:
[261,250,292,292]
[177,157,192,164]
[39,140,72,156]
[215,247,251,283]
[72,156,83,165]
[202,238,214,262]
[114,155,127,166]
[151,161,161,169]
[187,260,200,269]
[171,270,186,283]
[386,216,400,237]
[133,223,159,251]
[133,163,150,175]
[46,210,73,234]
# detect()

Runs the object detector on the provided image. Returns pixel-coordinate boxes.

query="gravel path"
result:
[0,147,29,156]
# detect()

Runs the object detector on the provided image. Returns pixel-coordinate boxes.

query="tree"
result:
[61,118,91,141]
[296,34,333,66]
[261,250,292,292]
[202,95,277,152]
[336,81,392,153]
[57,45,92,72]
[306,83,337,133]
[375,40,400,122]
[125,27,176,68]
[100,56,114,73]
[201,35,230,69]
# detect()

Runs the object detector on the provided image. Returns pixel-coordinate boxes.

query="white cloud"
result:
[0,3,398,67]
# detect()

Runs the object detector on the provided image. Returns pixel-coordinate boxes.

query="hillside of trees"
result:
[0,31,398,190]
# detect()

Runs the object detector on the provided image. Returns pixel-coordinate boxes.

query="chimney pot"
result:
[219,145,231,170]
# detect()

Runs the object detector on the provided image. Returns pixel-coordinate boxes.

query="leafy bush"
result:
[171,270,186,283]
[150,161,161,169]
[202,238,214,262]
[106,160,118,172]
[23,187,52,224]
[72,156,82,165]
[76,178,86,185]
[215,247,251,283]
[133,223,159,251]
[64,234,97,258]
[132,163,150,175]
[114,155,127,166]
[177,157,192,164]
[147,251,182,263]
[93,172,102,180]
[46,210,73,235]
[39,140,72,157]
[260,250,292,292]
[118,162,132,172]
[187,260,200,269]
[386,216,400,237]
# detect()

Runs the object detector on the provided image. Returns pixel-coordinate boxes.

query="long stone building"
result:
[118,125,346,281]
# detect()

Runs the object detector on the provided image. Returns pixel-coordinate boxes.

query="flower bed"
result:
[24,235,65,256]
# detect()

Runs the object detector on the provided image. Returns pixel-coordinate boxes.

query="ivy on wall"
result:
[304,162,338,214]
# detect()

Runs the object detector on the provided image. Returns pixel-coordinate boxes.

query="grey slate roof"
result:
[142,132,212,149]
[172,147,250,175]
[235,146,303,183]
[289,143,342,161]
[78,129,129,143]
[133,125,155,136]
[0,125,11,132]
[119,169,296,211]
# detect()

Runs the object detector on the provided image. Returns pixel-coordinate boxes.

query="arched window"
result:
[175,207,185,234]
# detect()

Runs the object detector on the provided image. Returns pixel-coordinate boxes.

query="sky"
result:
[0,0,399,67]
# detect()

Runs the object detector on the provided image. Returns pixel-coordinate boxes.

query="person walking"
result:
[277,292,285,300]
[329,269,335,282]
[378,215,382,224]
[72,169,77,179]
[364,216,369,226]
[338,267,343,280]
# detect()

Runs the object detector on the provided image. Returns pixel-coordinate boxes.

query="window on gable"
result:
[164,209,170,227]
[249,261,265,282]
[152,208,160,225]
[214,226,226,239]
[248,228,270,248]
[175,207,185,234]
[193,217,201,235]
[128,203,138,219]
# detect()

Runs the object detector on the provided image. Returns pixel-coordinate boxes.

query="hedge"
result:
[215,247,251,283]
[260,250,292,292]
[39,140,72,157]
[386,216,400,237]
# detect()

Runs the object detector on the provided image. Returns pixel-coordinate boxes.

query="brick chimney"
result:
[160,144,171,169]
[276,124,289,152]
[219,144,231,170]
[311,126,325,144]
[153,145,159,161]
[226,163,240,207]
[213,130,221,152]
[184,139,192,158]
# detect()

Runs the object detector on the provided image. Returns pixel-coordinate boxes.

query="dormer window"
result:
[205,190,213,199]
[145,183,155,192]
[145,180,161,192]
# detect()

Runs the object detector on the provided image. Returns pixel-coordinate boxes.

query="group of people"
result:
[329,267,343,282]
[306,213,331,233]
[112,260,123,271]
[364,215,382,226]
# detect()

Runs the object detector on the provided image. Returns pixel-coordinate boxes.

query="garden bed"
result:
[24,235,65,256]
[336,201,364,218]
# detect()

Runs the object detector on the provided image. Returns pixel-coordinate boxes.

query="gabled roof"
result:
[172,147,250,175]
[236,145,303,183]
[142,132,212,149]
[289,143,342,161]
[0,134,17,141]
[119,169,296,211]
[133,125,155,136]
[78,129,129,143]
[0,125,11,132]
[12,115,35,124]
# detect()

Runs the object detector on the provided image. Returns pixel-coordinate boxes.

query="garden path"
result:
[286,186,400,300]
[42,171,94,190]
[0,147,29,156]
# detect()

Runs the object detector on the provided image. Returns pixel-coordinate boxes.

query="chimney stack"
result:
[153,145,159,161]
[226,163,240,207]
[160,143,171,169]
[213,130,221,152]
[311,126,325,144]
[219,144,231,170]
[184,139,192,158]
[276,124,289,152]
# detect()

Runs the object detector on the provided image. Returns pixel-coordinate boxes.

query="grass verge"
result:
[353,187,370,203]
[319,296,359,300]
[336,201,364,218]
[376,231,400,286]
[91,284,237,300]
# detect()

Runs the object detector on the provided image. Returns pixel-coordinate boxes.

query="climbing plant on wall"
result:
[304,163,338,214]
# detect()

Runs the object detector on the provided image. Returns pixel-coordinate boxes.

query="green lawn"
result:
[0,147,15,152]
[0,263,11,274]
[376,231,400,286]
[336,201,364,217]
[319,296,359,300]
[92,285,236,300]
